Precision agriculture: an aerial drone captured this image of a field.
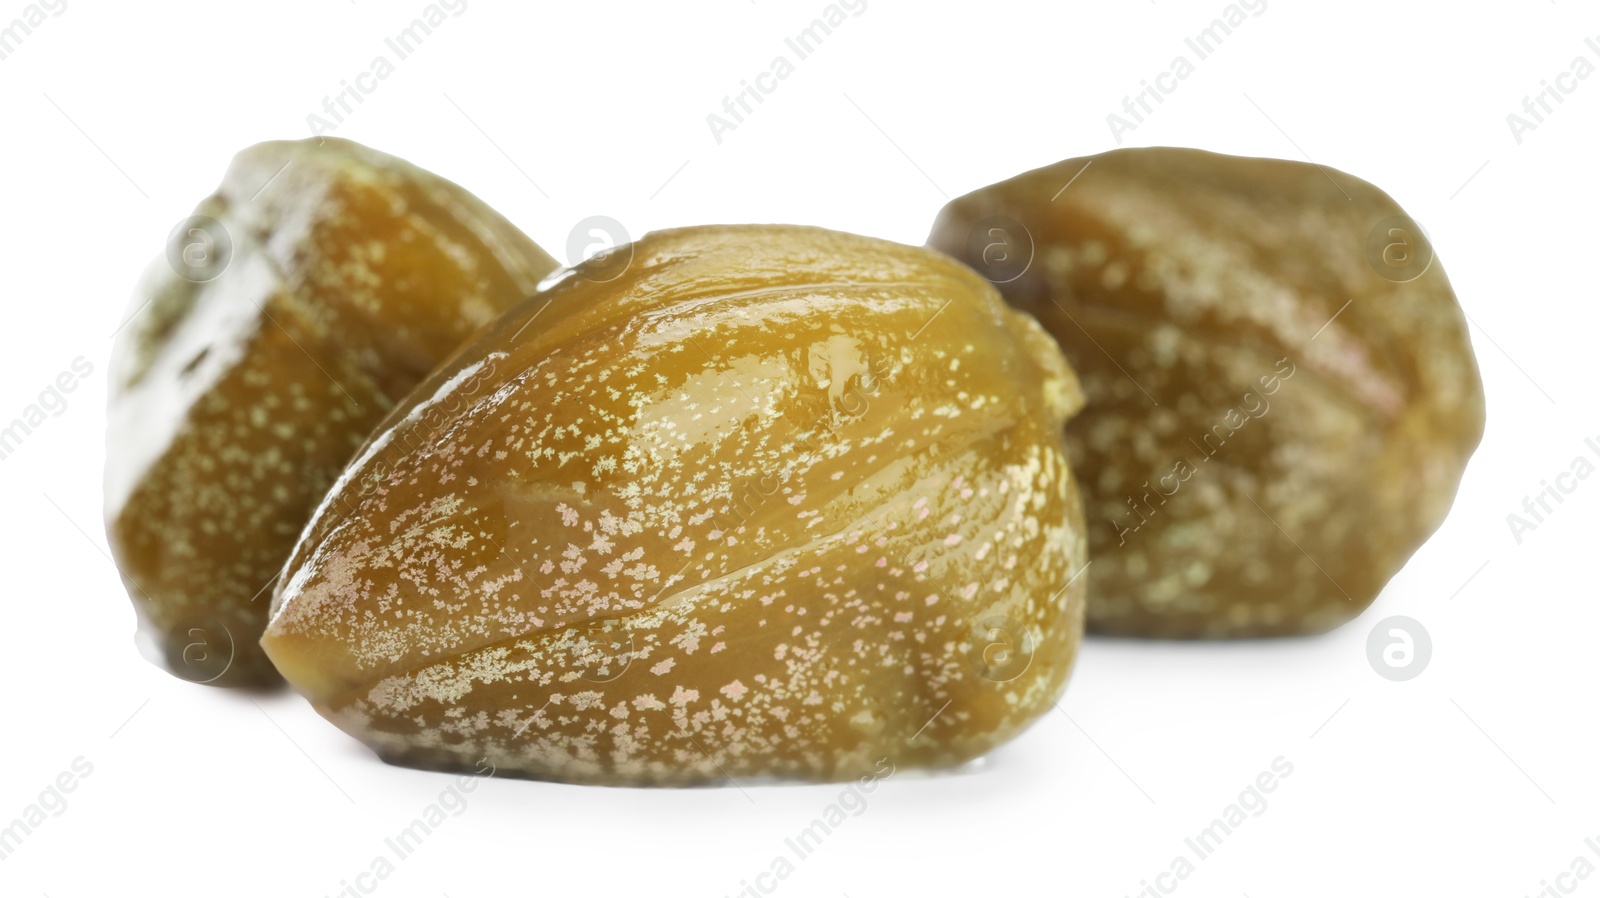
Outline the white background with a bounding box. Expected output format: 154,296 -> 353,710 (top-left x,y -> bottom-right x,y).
1,1 -> 1596,896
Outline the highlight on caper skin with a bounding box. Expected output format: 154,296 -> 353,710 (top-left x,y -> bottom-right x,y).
263,224 -> 1091,785
929,146 -> 1484,639
106,138 -> 559,686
